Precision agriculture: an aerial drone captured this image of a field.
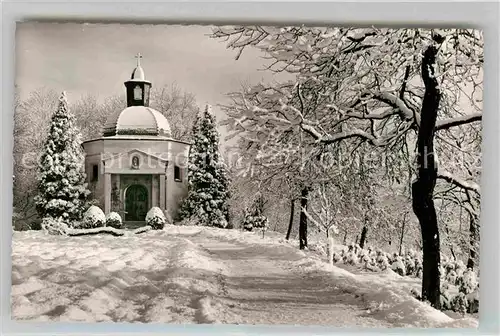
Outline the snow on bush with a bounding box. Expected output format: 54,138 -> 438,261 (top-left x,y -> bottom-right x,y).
330,242 -> 479,315
81,205 -> 105,229
438,256 -> 479,314
375,250 -> 390,271
41,217 -> 69,235
451,292 -> 469,316
466,287 -> 479,314
146,207 -> 166,230
105,212 -> 122,229
391,255 -> 406,276
458,269 -> 478,295
333,245 -> 422,278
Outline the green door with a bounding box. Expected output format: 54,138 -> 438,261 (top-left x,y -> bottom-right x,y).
125,184 -> 148,221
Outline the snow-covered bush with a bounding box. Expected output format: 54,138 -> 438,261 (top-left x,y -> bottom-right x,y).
458,269 -> 478,295
440,289 -> 452,310
41,217 -> 68,235
375,250 -> 390,271
332,251 -> 342,263
466,287 -> 479,314
343,243 -> 360,265
146,207 -> 166,230
402,249 -> 421,277
391,255 -> 406,276
439,263 -> 479,314
329,242 -> 478,314
411,288 -> 421,301
105,212 -> 122,229
415,258 -> 423,278
41,217 -> 69,235
451,292 -> 469,315
80,205 -> 106,229
308,242 -> 327,256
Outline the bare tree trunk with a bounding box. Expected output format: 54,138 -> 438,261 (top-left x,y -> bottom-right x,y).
467,214 -> 478,270
299,187 -> 310,250
359,226 -> 368,249
285,199 -> 295,240
399,212 -> 408,255
411,34 -> 444,309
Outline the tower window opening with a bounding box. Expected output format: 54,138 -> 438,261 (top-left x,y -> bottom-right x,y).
174,166 -> 182,182
92,164 -> 99,182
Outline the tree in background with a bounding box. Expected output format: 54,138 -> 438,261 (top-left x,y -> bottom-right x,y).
35,92 -> 91,223
150,83 -> 200,141
13,87 -> 59,229
178,105 -> 231,228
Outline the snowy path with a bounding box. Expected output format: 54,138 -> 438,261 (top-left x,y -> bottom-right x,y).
181,233 -> 391,326
11,226 -> 477,327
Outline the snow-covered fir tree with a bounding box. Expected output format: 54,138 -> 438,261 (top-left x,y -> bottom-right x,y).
178,105 -> 230,228
243,193 -> 268,232
35,91 -> 90,224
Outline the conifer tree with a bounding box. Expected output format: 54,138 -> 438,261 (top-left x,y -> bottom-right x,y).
35,92 -> 90,224
179,105 -> 230,228
242,193 -> 268,232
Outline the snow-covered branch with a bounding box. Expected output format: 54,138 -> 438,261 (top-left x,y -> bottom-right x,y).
435,113 -> 482,131
372,92 -> 419,124
437,171 -> 480,195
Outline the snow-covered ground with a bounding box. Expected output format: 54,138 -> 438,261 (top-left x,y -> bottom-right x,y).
11,225 -> 478,327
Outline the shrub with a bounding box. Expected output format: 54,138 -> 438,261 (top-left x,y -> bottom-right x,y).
41,217 -> 69,235
414,258 -> 423,278
376,250 -> 390,271
146,207 -> 166,230
439,264 -> 479,314
466,287 -> 479,314
332,251 -> 342,263
105,212 -> 123,229
451,292 -> 468,315
391,255 -> 406,276
81,205 -> 106,229
458,269 -> 478,295
411,288 -> 422,301
344,245 -> 359,265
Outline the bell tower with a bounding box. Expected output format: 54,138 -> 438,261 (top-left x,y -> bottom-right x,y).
124,53 -> 152,107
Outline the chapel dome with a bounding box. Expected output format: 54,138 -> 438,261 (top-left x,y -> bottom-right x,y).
102,105 -> 172,137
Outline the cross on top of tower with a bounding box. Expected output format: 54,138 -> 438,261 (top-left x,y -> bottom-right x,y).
135,52 -> 143,67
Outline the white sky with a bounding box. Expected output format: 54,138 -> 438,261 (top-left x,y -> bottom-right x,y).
15,22 -> 284,121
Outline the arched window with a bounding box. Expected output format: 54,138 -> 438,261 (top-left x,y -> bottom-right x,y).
174,166 -> 182,182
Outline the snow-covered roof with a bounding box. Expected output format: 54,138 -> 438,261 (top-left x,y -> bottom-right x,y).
131,65 -> 145,81
102,106 -> 172,137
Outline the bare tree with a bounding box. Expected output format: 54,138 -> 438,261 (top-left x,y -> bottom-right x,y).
13,88 -> 59,228
150,82 -> 199,141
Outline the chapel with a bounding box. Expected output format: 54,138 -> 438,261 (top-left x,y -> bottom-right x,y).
82,54 -> 190,226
